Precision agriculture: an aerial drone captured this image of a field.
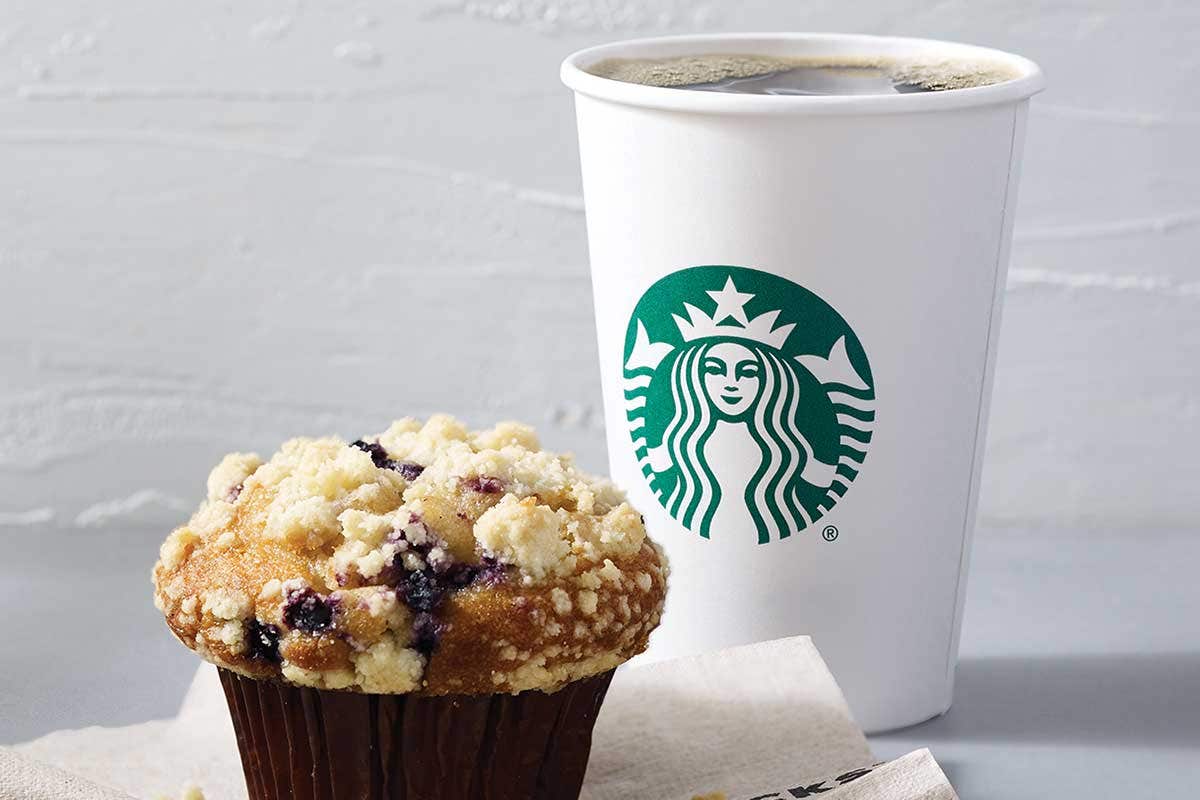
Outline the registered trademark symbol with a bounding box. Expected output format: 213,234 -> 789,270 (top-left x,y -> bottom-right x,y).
822,525 -> 839,542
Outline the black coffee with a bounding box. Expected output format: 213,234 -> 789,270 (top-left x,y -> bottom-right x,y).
682,64 -> 930,95
586,53 -> 1015,95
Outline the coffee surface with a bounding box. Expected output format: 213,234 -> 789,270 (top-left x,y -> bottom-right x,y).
586,53 -> 1017,95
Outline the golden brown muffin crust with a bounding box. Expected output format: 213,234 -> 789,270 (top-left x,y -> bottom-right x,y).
152,416 -> 668,695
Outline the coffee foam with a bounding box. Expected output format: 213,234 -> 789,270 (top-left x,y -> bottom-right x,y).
586,53 -> 1020,92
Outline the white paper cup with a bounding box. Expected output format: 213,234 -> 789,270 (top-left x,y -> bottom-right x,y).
562,33 -> 1044,732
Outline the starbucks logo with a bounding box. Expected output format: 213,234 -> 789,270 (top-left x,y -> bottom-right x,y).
623,265 -> 875,544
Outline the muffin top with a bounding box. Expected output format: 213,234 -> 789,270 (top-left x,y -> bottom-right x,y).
152,416 -> 668,695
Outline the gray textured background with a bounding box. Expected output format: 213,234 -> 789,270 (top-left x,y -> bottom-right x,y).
2,0 -> 1198,797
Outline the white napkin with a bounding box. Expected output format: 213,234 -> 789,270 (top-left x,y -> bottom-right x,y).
3,637 -> 955,800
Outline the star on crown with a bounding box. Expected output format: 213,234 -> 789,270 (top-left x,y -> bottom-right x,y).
672,276 -> 795,349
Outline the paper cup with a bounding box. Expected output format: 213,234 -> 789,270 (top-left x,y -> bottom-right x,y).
562,33 -> 1044,732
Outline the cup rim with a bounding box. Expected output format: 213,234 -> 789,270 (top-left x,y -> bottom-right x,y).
561,32 -> 1045,115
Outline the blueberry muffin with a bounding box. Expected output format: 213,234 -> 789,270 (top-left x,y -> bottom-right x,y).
152,415 -> 668,800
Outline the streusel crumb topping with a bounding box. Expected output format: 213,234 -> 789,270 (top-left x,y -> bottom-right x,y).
152,415 -> 668,695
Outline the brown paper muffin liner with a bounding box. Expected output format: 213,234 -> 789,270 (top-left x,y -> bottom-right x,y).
218,668 -> 615,800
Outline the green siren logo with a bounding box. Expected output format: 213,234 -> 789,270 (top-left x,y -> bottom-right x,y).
623,265 -> 875,544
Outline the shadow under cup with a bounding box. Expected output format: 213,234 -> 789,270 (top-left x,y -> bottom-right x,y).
218,668 -> 614,800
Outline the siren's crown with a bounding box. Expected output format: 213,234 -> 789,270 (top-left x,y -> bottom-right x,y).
672,276 -> 795,349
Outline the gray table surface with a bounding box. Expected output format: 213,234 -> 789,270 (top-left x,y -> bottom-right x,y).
3,524 -> 1197,798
